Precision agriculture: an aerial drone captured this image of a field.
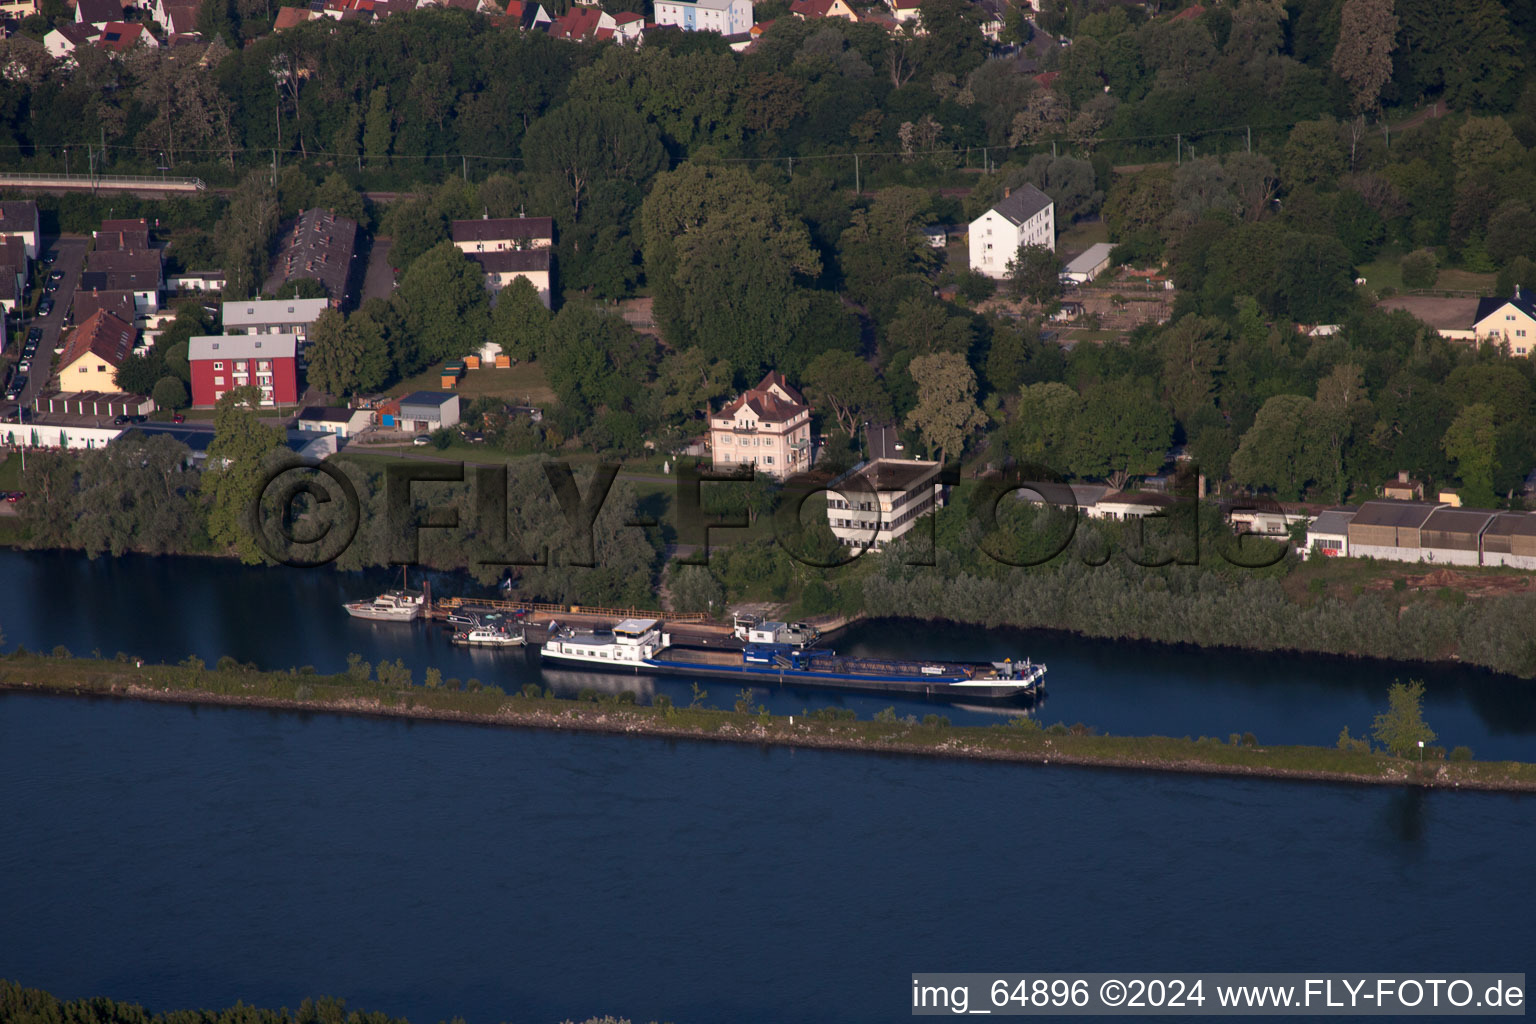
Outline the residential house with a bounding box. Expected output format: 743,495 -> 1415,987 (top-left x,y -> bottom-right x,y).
503,0 -> 553,30
297,405 -> 372,438
548,6 -> 617,40
75,0 -> 125,27
44,22 -> 100,59
0,0 -> 40,19
166,270 -> 227,293
152,0 -> 201,33
96,21 -> 157,51
1014,480 -> 1112,514
976,0 -> 1004,40
83,249 -> 162,313
277,208 -> 358,305
710,371 -> 812,479
887,0 -> 920,24
71,289 -> 138,327
789,0 -> 857,20
222,298 -> 330,341
397,391 -> 461,432
611,11 -> 643,41
654,0 -> 752,36
1060,241 -> 1114,284
1086,490 -> 1183,520
968,183 -> 1055,279
0,200 -> 40,260
189,334 -> 300,407
1,423 -> 125,450
470,249 -> 552,307
57,310 -> 138,394
1382,470 -> 1425,501
1304,508 -> 1355,559
95,218 -> 151,251
274,5 -> 321,27
451,216 -> 554,254
0,236 -> 28,300
1473,286 -> 1536,356
0,276 -> 17,315
825,458 -> 943,550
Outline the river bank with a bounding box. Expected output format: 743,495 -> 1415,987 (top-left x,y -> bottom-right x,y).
5,654 -> 1534,793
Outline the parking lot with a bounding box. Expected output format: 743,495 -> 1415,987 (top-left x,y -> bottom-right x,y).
5,236 -> 90,413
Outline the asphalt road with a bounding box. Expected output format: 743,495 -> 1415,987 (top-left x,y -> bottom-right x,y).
10,236 -> 89,414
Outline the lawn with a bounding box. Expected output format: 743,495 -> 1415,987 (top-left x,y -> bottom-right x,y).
388,362 -> 555,407
1358,251 -> 1497,295
0,454 -> 21,490
1058,219 -> 1110,254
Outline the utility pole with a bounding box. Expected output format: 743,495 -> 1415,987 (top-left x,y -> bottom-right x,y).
853,152 -> 860,195
1175,133 -> 1181,164
1246,125 -> 1251,153
462,155 -> 467,181
272,149 -> 277,186
1052,140 -> 1057,159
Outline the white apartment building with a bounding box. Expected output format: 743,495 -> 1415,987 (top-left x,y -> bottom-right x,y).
968,183 -> 1055,279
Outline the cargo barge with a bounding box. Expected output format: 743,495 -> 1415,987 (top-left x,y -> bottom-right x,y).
540,619 -> 1045,701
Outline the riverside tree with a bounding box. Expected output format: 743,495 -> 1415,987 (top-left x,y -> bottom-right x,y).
202,385 -> 288,564
1370,680 -> 1437,757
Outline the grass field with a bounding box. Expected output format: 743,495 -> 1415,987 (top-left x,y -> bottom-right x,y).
1359,252 -> 1498,295
388,363 -> 555,406
0,455 -> 21,490
1058,219 -> 1110,254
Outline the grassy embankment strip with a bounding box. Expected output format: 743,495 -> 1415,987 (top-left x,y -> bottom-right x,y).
4,654 -> 1535,793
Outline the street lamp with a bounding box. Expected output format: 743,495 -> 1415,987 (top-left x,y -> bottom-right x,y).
158,152 -> 168,181
1418,739 -> 1425,763
63,148 -> 69,177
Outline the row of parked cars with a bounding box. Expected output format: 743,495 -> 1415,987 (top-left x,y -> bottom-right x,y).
3,327 -> 41,401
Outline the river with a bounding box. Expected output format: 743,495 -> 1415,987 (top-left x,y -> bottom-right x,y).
2,693 -> 1534,1023
1,549 -> 1534,758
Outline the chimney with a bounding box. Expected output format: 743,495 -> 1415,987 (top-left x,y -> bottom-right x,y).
1003,187 -> 1011,199
1398,470 -> 1410,483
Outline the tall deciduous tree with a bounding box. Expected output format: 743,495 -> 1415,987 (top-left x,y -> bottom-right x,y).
488,277 -> 551,363
1157,315 -> 1226,422
202,385 -> 287,564
1442,403 -> 1498,506
1006,243 -> 1063,304
905,352 -> 987,464
1371,680 -> 1436,757
392,242 -> 490,374
363,86 -> 392,166
1230,394 -> 1328,500
803,350 -> 889,438
1331,0 -> 1397,115
214,171 -> 279,300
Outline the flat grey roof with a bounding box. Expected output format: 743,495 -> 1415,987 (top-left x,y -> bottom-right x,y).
1308,509 -> 1356,535
840,458 -> 939,494
223,298 -> 329,328
399,390 -> 457,409
1349,500 -> 1442,530
189,334 -> 298,360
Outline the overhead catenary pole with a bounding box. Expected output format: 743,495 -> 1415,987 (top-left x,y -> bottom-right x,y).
1246,125 -> 1251,153
853,152 -> 860,194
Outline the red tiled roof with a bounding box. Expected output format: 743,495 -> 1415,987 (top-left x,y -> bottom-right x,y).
717,371 -> 808,424
548,5 -> 604,39
95,21 -> 146,51
59,310 -> 137,374
274,5 -> 318,26
1168,3 -> 1204,21
1032,70 -> 1059,88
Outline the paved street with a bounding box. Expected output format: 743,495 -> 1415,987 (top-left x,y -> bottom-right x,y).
360,237 -> 394,303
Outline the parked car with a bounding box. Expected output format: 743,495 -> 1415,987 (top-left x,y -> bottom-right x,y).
48,269 -> 63,282
43,280 -> 58,294
18,358 -> 30,373
42,252 -> 56,265
7,375 -> 27,399
5,491 -> 24,503
171,413 -> 185,423
412,434 -> 432,446
25,327 -> 41,345
37,298 -> 53,317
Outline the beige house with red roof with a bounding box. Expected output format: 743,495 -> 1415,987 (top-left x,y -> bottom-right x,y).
790,0 -> 857,19
710,371 -> 812,479
57,311 -> 138,394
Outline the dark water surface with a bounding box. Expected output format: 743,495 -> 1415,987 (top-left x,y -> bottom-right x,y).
1,548 -> 1534,758
2,693 -> 1534,1024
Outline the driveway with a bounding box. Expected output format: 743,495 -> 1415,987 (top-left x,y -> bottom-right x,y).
361,237 -> 395,304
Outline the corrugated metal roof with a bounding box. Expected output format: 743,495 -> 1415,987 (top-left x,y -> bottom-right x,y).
1348,500 -> 1442,529
1308,509 -> 1356,535
1421,508 -> 1497,536
1483,513 -> 1536,538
